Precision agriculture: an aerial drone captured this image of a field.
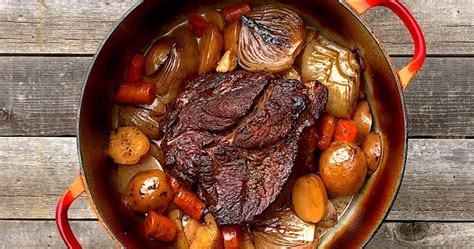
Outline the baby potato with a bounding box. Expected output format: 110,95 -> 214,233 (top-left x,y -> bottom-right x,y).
224,21 -> 241,53
182,214 -> 200,244
124,170 -> 172,213
189,214 -> 224,249
319,141 -> 367,196
198,22 -> 224,74
107,126 -> 150,165
216,50 -> 237,73
292,174 -> 328,223
168,209 -> 190,249
352,100 -> 372,143
362,132 -> 382,174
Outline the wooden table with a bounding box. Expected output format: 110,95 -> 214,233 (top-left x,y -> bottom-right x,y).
0,0 -> 472,248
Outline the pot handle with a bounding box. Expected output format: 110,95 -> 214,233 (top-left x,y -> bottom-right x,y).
55,173 -> 86,249
343,0 -> 426,90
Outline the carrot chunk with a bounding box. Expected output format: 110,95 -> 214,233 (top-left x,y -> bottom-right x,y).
333,119 -> 359,144
316,114 -> 336,150
114,83 -> 156,104
144,211 -> 177,242
173,188 -> 206,220
127,54 -> 145,83
222,2 -> 252,23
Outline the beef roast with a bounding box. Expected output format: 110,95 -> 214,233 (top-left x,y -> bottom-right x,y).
162,70 -> 327,225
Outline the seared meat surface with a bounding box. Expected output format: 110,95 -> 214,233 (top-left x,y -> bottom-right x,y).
162,71 -> 327,225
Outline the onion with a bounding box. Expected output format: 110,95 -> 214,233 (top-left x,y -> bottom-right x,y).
119,105 -> 161,139
252,210 -> 318,248
301,35 -> 360,118
238,5 -> 306,72
146,26 -> 199,103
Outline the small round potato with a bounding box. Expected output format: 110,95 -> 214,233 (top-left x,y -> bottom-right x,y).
362,132 -> 382,174
125,170 -> 172,213
318,141 -> 367,196
352,100 -> 372,143
107,126 -> 150,165
292,174 -> 328,223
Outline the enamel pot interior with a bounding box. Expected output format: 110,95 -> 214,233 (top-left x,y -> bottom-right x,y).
78,0 -> 406,247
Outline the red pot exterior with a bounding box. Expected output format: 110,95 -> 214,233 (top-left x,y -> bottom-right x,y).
74,0 -> 416,248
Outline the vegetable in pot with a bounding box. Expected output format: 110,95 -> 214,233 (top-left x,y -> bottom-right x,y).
127,54 -> 145,82
114,83 -> 156,105
252,210 -> 318,248
301,35 -> 360,118
238,5 -> 306,72
224,20 -> 241,53
173,187 -> 206,220
144,38 -> 175,76
362,132 -> 382,175
333,119 -> 359,144
319,141 -> 367,196
125,169 -> 173,213
107,126 -> 150,165
221,225 -> 243,249
198,22 -> 224,74
316,114 -> 336,150
182,214 -> 200,244
204,9 -> 226,31
189,214 -> 224,249
119,105 -> 161,139
189,14 -> 209,37
222,2 -> 252,23
145,210 -> 177,242
148,27 -> 199,102
242,231 -> 255,249
292,174 -> 328,223
216,50 -> 237,73
352,100 -> 372,143
168,209 -> 190,249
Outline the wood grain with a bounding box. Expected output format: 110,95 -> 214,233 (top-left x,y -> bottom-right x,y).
0,0 -> 472,55
0,137 -> 472,221
0,220 -> 472,248
0,56 -> 472,137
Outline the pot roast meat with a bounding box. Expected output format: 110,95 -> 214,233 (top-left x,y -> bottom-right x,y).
162,71 -> 327,225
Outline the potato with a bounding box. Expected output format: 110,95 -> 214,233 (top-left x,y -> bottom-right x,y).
169,209 -> 190,249
242,231 -> 255,249
292,174 -> 328,223
198,22 -> 223,74
189,214 -> 224,249
216,50 -> 237,73
107,126 -> 150,165
144,37 -> 175,76
182,214 -> 200,244
352,100 -> 372,143
224,21 -> 241,53
319,141 -> 367,196
362,132 -> 382,174
124,170 -> 172,213
221,225 -> 243,249
204,9 -> 226,31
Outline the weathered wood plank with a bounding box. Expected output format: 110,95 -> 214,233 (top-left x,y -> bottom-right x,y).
0,220 -> 472,248
0,0 -> 472,55
1,56 -> 472,137
0,138 -> 472,221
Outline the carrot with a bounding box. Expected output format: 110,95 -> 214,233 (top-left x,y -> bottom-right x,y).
167,175 -> 182,194
188,14 -> 209,37
317,114 -> 336,150
222,2 -> 252,23
333,119 -> 359,144
127,54 -> 145,83
222,225 -> 243,249
173,187 -> 206,220
114,83 -> 156,104
144,211 -> 177,242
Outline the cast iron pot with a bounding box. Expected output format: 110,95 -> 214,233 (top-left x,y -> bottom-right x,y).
56,0 -> 426,248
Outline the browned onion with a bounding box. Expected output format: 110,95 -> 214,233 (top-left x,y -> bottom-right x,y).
252,210 -> 318,248
238,5 -> 306,72
119,105 -> 161,139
